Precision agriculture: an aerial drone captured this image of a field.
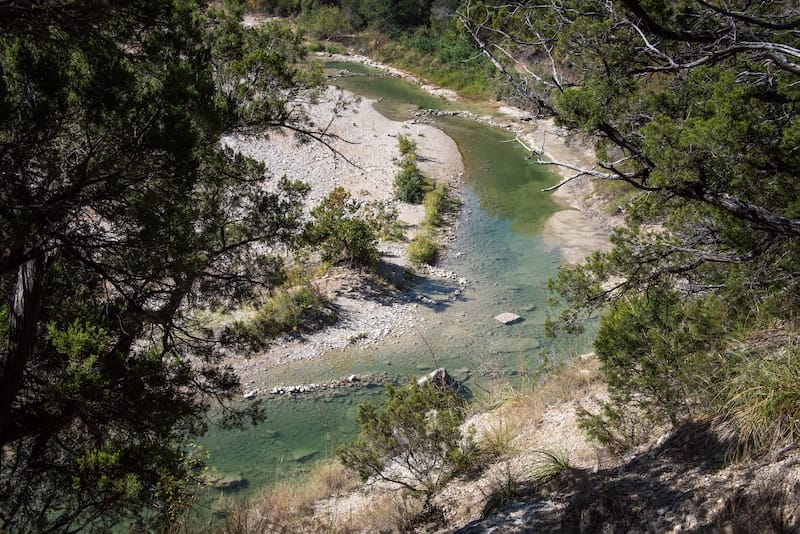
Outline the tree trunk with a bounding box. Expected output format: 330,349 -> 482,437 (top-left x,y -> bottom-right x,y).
0,254 -> 48,448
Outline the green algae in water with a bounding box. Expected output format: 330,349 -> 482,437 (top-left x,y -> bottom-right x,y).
438,116 -> 559,234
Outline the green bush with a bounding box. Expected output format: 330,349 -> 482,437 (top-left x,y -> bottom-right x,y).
408,233 -> 437,265
299,5 -> 350,40
591,287 -> 727,425
303,187 -> 378,267
363,200 -> 404,241
423,182 -> 451,227
338,380 -> 476,501
221,286 -> 337,350
576,282 -> 800,458
397,133 -> 417,157
576,402 -> 654,455
394,159 -> 427,204
393,134 -> 431,204
220,318 -> 268,352
254,286 -> 334,337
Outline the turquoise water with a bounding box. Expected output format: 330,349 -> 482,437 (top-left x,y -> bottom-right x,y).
199,64 -> 590,507
326,61 -> 495,120
199,387 -> 384,501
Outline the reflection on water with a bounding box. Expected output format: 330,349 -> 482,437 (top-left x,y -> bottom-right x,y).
199,63 -> 591,504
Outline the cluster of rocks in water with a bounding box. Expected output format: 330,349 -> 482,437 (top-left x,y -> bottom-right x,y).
333,69 -> 400,79
413,266 -> 469,306
413,108 -> 535,128
414,109 -> 477,120
243,372 -> 395,399
243,368 -> 461,400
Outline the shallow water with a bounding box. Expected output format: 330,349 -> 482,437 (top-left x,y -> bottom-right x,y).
199,64 -> 590,505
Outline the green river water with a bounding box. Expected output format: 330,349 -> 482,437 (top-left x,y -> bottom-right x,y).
198,62 -> 592,508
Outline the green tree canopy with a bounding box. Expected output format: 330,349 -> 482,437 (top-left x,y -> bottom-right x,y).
461,2 -> 800,429
250,0 -> 440,33
0,0 -> 323,529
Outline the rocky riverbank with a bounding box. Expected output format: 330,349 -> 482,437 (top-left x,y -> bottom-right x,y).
326,52 -> 619,264
212,50 -> 800,534
243,372 -> 396,399
219,52 -> 617,387
220,80 -> 466,385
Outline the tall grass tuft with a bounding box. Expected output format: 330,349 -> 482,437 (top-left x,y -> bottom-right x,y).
531,448 -> 572,481
423,182 -> 453,228
480,419 -> 519,459
718,349 -> 800,456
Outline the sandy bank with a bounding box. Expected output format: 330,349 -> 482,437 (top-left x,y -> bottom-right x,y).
323,52 -> 617,265
489,108 -> 617,265
221,86 -> 464,383
221,54 -> 619,386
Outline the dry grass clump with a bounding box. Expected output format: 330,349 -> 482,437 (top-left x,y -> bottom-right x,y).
468,355 -> 602,467
311,461 -> 359,497
477,355 -> 602,426
479,415 -> 521,459
717,347 -> 800,458
220,460 -> 359,534
345,492 -> 425,534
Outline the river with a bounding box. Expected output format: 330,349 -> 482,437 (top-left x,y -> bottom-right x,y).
199,61 -> 592,507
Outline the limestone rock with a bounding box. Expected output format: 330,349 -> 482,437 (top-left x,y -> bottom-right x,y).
417,367 -> 455,388
292,448 -> 319,463
213,475 -> 249,493
494,312 -> 522,325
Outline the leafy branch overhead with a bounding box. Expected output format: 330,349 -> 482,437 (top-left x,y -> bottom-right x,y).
461,0 -> 800,310
0,0 -> 327,530
462,1 -> 800,447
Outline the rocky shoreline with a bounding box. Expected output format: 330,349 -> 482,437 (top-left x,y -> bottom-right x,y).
242,372 -> 396,399
221,77 -> 465,385
222,52 -> 614,388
